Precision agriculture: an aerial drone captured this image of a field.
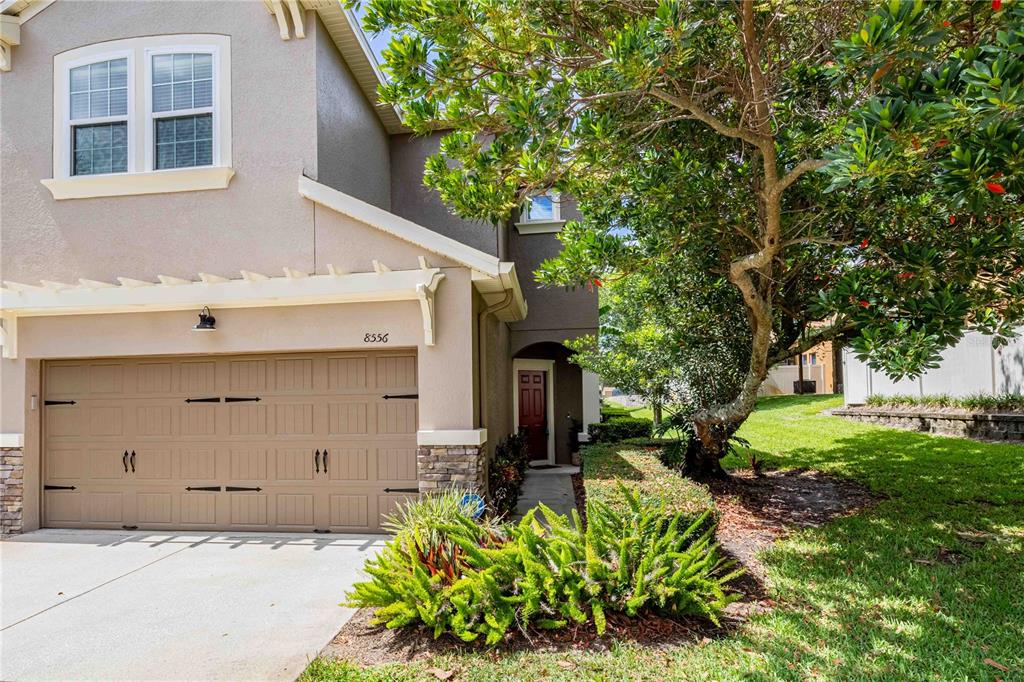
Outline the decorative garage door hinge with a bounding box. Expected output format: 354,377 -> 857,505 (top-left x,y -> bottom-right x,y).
44,484 -> 76,490
44,400 -> 76,406
384,487 -> 420,493
225,397 -> 261,402
382,394 -> 418,400
185,486 -> 222,492
225,486 -> 262,492
184,397 -> 221,403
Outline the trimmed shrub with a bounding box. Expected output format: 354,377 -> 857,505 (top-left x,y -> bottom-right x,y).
864,392 -> 1024,412
487,432 -> 530,518
583,442 -> 714,521
600,403 -> 633,421
588,416 -> 653,442
345,488 -> 739,645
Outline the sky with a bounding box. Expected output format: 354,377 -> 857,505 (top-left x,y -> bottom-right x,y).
351,5 -> 392,68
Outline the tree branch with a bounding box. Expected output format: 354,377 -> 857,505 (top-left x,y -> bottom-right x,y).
769,159 -> 829,199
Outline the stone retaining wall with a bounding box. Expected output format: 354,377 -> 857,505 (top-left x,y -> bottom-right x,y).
833,408 -> 1024,442
416,443 -> 487,494
1,447 -> 24,536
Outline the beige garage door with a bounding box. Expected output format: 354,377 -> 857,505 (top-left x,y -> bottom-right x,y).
42,351 -> 419,533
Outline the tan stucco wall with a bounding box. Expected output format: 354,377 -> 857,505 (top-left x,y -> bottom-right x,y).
0,1 -> 319,284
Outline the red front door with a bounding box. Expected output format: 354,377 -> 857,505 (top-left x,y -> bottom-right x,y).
518,370 -> 548,461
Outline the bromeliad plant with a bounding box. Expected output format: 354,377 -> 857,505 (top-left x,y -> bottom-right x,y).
346,487 -> 739,645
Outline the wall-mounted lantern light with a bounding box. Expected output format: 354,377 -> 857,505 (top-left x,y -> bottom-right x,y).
193,306 -> 216,332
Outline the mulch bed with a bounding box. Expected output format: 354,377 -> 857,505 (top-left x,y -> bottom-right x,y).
321,466 -> 879,667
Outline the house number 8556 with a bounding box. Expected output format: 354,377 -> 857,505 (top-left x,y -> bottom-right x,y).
364,333 -> 389,343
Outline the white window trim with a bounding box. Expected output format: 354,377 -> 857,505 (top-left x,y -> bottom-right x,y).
144,44 -> 221,172
59,48 -> 135,178
512,358 -> 556,465
46,35 -> 232,200
515,192 -> 566,234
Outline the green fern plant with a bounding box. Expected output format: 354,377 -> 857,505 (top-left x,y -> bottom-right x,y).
345,484 -> 741,643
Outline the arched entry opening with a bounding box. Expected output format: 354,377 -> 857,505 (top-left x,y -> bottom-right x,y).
512,341 -> 582,465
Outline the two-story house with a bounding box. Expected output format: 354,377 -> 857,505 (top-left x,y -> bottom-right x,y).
0,0 -> 598,535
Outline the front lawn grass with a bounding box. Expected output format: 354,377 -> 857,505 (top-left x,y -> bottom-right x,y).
303,395 -> 1024,681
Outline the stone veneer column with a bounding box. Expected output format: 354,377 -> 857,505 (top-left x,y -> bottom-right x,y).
416,443 -> 487,494
1,447 -> 24,536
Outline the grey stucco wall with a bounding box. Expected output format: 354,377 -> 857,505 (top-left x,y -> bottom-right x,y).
508,228 -> 598,354
389,132 -> 498,255
314,16 -> 390,210
0,1 -> 319,284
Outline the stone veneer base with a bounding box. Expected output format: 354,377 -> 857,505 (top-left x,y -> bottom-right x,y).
416,443 -> 487,494
833,408 -> 1024,442
1,447 -> 24,536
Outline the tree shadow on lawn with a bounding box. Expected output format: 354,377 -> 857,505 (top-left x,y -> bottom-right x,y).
716,427 -> 1024,679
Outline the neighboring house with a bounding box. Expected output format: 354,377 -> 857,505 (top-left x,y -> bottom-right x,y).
760,341 -> 841,396
0,0 -> 598,536
843,331 -> 1024,405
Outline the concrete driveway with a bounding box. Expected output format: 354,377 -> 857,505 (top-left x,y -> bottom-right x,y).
0,529 -> 386,681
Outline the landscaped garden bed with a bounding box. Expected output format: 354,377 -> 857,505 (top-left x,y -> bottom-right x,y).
306,396 -> 1023,681
834,393 -> 1024,442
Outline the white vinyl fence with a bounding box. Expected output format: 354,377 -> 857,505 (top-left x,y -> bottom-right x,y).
843,330 -> 1024,405
760,363 -> 826,396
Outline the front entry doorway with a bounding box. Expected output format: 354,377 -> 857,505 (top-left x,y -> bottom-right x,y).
518,369 -> 547,461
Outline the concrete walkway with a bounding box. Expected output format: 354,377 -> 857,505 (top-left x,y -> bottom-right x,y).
514,465 -> 579,521
0,529 -> 385,681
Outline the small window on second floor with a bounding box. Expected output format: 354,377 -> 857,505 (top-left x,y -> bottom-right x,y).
69,57 -> 129,176
151,53 -> 215,170
523,193 -> 558,222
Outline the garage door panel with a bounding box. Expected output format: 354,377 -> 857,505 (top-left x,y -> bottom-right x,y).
180,492 -> 219,525
328,403 -> 368,436
136,405 -> 174,437
229,359 -> 268,392
45,350 -> 418,533
274,403 -> 315,436
136,492 -> 173,524
230,493 -> 269,526
275,493 -> 315,527
88,364 -> 124,394
88,448 -> 129,480
46,406 -> 83,438
378,494 -> 415,527
134,447 -> 173,480
85,492 -> 125,524
229,403 -> 267,436
179,447 -> 218,480
327,448 -> 369,481
180,404 -> 219,437
45,490 -> 82,523
47,364 -> 87,395
137,362 -> 173,393
274,358 -> 314,392
378,402 -> 417,435
179,361 -> 217,394
329,494 -> 369,529
47,447 -> 84,480
230,447 -> 268,480
328,356 -> 368,392
375,355 -> 416,390
274,448 -> 315,481
377,448 -> 417,482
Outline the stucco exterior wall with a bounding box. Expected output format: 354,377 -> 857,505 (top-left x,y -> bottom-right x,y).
507,229 -> 598,355
389,133 -> 498,255
0,1 -> 319,284
314,15 -> 390,210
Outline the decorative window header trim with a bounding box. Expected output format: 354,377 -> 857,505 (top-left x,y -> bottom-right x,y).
50,34 -> 231,195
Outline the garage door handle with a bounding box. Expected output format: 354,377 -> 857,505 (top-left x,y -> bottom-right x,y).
123,450 -> 129,473
322,449 -> 328,474
130,450 -> 136,473
314,449 -> 320,473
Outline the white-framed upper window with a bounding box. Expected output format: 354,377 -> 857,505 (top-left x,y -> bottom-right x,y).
522,193 -> 560,223
51,35 -> 231,185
